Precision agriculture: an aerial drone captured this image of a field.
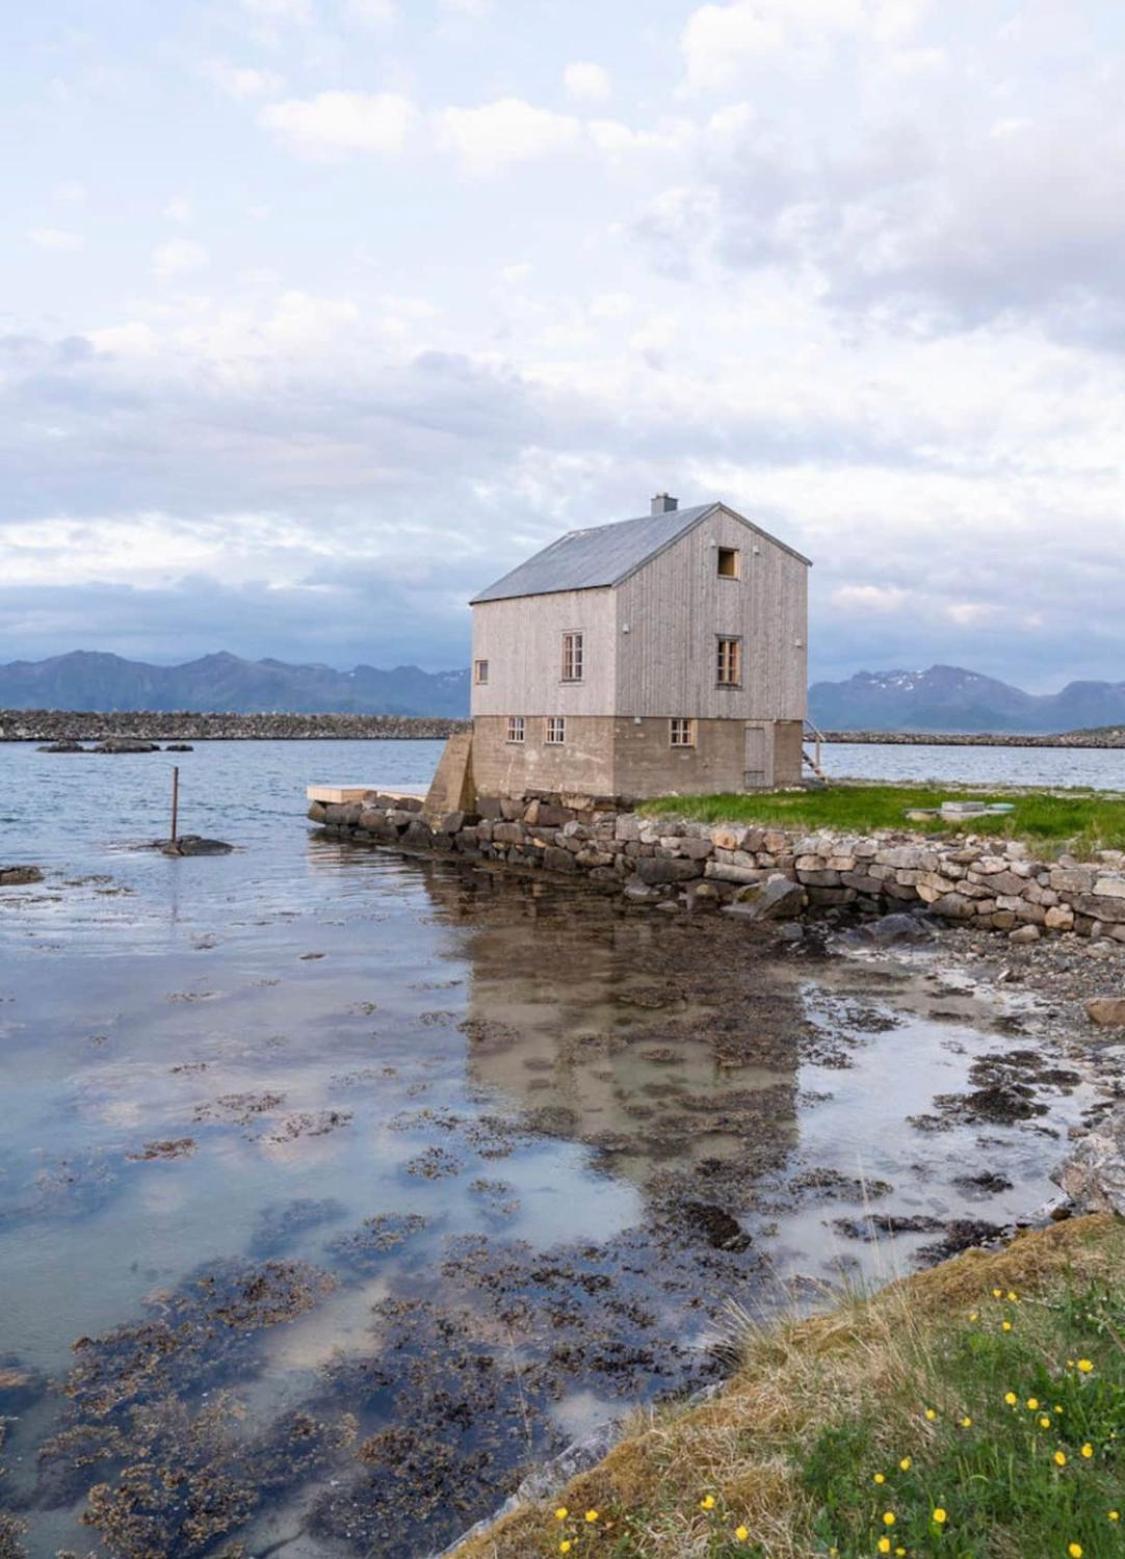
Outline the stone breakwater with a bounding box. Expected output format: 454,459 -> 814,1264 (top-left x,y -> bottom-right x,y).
0,710 -> 467,742
824,728 -> 1125,748
310,793 -> 1125,943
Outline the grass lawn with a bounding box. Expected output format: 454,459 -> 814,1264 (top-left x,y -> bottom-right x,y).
639,786 -> 1125,858
450,1217 -> 1125,1559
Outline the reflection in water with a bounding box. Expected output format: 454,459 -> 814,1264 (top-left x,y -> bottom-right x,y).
0,779 -> 1096,1559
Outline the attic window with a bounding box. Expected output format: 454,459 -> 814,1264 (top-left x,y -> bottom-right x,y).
474,659 -> 489,685
717,547 -> 740,579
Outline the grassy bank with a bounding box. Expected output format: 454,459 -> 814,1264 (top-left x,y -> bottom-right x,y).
640,786 -> 1125,858
450,1216 -> 1125,1559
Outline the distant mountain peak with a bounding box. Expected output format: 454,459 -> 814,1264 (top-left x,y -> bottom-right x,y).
811,664 -> 1125,734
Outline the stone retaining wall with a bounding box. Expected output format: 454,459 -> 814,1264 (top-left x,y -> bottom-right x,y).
309,793 -> 1125,942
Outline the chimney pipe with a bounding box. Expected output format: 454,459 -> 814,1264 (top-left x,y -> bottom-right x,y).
651,493 -> 678,515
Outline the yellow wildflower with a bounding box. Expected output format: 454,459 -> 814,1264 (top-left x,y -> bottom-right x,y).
1108,1510 -> 1120,1521
1081,1443 -> 1094,1459
873,1472 -> 886,1485
1004,1392 -> 1018,1406
584,1510 -> 599,1523
734,1527 -> 749,1543
1027,1398 -> 1039,1411
899,1456 -> 912,1471
878,1541 -> 890,1555
960,1416 -> 973,1428
554,1508 -> 568,1521
560,1545 -> 571,1556
969,1310 -> 979,1321
699,1495 -> 716,1511
1068,1545 -> 1083,1558
1040,1416 -> 1052,1429
883,1511 -> 896,1526
1077,1358 -> 1094,1373
1007,1289 -> 1018,1301
925,1408 -> 937,1421
1002,1320 -> 1013,1332
933,1508 -> 948,1525
992,1287 -> 1003,1298
1054,1450 -> 1068,1467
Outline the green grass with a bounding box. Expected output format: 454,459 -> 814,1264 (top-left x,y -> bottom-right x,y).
639,785 -> 1125,858
800,1278 -> 1125,1559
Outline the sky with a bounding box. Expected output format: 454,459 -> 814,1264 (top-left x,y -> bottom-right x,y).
3,0 -> 1124,688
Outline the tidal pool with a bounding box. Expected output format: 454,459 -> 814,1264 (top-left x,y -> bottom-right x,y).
0,744 -> 1096,1557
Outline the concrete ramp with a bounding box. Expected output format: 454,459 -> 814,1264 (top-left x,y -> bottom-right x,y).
424,730 -> 475,820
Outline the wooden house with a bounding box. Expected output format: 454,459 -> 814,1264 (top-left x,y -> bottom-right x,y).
466,495 -> 811,801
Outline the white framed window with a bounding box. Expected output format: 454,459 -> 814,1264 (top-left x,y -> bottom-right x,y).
506,715 -> 525,744
670,718 -> 696,748
546,716 -> 566,745
716,636 -> 742,687
717,547 -> 741,579
474,659 -> 489,685
561,631 -> 584,682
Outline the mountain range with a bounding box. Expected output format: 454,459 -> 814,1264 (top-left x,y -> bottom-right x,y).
808,664 -> 1125,734
0,652 -> 470,718
1,654 -> 1123,733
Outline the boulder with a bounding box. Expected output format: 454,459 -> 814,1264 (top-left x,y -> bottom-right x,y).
1052,1105 -> 1125,1215
92,740 -> 160,754
1085,996 -> 1125,1028
164,743 -> 195,752
854,912 -> 934,946
0,865 -> 43,886
723,878 -> 806,922
38,740 -> 85,753
161,835 -> 233,856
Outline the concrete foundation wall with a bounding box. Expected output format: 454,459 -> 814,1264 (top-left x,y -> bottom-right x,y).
471,715 -> 617,798
613,717 -> 745,797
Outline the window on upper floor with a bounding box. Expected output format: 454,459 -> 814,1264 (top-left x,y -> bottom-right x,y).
716,636 -> 742,687
506,715 -> 525,743
669,718 -> 696,748
561,631 -> 584,682
717,546 -> 741,579
546,716 -> 566,745
474,659 -> 489,685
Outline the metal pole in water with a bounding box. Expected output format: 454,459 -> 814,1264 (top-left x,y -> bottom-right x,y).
171,766 -> 180,846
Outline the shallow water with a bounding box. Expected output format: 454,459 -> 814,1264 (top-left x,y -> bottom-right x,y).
824,740 -> 1124,790
0,741 -> 1099,1557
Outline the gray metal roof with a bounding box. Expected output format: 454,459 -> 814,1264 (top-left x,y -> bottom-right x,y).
471,502 -> 810,604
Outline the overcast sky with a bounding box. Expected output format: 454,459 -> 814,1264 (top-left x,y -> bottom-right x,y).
3,0 -> 1124,687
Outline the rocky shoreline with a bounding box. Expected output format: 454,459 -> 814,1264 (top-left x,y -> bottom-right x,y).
311,792 -> 1125,944
0,710 -> 466,742
824,727 -> 1125,748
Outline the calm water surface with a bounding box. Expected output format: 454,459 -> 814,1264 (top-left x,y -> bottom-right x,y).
0,741 -> 1100,1557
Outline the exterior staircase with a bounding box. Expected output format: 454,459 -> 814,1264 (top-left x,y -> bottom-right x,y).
802,720 -> 829,783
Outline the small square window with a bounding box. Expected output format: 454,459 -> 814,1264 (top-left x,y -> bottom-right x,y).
716,636 -> 742,687
561,631 -> 584,682
546,716 -> 566,745
474,659 -> 489,685
670,718 -> 696,748
506,716 -> 525,744
717,547 -> 740,579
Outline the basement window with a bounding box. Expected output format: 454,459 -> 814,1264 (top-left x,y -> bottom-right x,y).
474,659 -> 489,685
561,631 -> 584,682
546,716 -> 566,745
716,636 -> 742,687
717,547 -> 741,579
506,716 -> 525,744
670,718 -> 696,748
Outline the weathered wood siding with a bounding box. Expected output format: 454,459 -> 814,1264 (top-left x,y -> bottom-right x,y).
613,507 -> 808,720
470,588 -> 617,718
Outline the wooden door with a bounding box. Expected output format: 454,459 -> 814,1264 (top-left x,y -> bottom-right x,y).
743,723 -> 770,790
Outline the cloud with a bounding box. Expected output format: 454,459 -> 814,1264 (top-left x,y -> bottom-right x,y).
206,60 -> 285,99
151,239 -> 210,277
563,62 -> 612,102
259,90 -> 416,157
163,197 -> 193,223
27,227 -> 84,251
681,0 -> 926,89
241,0 -> 312,22
346,0 -> 396,22
437,98 -> 582,175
